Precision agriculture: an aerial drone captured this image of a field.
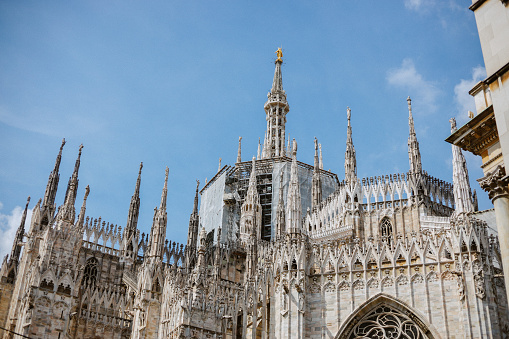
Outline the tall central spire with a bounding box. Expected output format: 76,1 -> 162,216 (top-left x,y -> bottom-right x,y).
407,97 -> 422,173
263,48 -> 290,159
345,107 -> 357,184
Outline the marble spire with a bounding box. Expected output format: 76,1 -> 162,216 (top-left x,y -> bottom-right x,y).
123,163 -> 143,251
312,137 -> 322,209
286,139 -> 302,232
345,107 -> 357,184
450,118 -> 475,215
237,137 -> 242,163
148,167 -> 169,258
59,144 -> 83,223
42,139 -> 66,213
407,97 -> 422,173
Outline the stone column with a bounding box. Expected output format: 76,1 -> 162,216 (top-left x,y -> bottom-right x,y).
478,164 -> 509,304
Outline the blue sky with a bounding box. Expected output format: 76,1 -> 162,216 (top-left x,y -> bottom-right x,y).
0,0 -> 488,258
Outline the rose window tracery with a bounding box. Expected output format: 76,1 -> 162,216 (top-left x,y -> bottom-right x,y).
348,305 -> 428,339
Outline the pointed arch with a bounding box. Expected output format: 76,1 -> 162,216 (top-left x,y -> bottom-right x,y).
335,293 -> 440,339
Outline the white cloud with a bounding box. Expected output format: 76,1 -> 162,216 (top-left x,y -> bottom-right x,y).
453,66 -> 486,124
404,0 -> 424,10
387,59 -> 439,114
0,203 -> 33,261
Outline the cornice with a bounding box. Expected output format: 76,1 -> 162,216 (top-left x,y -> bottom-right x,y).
469,0 -> 488,11
445,105 -> 498,155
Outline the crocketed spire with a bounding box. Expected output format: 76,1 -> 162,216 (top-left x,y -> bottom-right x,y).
450,118 -> 475,215
311,137 -> 322,209
148,167 -> 169,259
123,162 -> 143,253
345,107 -> 357,185
239,157 -> 262,241
276,170 -> 286,238
286,139 -> 302,232
9,196 -> 30,263
407,97 -> 422,174
42,139 -> 65,213
58,144 -> 83,223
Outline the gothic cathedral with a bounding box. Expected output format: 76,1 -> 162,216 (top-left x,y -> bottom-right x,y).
0,50 -> 507,338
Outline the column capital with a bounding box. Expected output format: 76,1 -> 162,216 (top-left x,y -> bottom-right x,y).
477,164 -> 509,201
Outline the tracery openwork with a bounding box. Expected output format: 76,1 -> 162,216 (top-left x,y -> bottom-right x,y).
82,257 -> 98,288
348,305 -> 428,339
380,217 -> 393,239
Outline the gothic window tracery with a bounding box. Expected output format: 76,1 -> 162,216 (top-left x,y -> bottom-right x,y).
380,217 -> 393,239
347,305 -> 428,339
82,257 -> 99,288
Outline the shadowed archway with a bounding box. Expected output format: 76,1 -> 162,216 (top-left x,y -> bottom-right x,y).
335,293 -> 441,339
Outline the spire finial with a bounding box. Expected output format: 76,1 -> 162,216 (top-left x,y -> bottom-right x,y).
449,117 -> 457,133
218,158 -> 222,172
77,185 -> 90,228
193,179 -> 200,213
276,47 -> 283,62
292,139 -> 297,158
257,137 -> 261,160
237,137 -> 242,163
160,167 -> 169,210
135,162 -> 143,194
314,137 -> 319,170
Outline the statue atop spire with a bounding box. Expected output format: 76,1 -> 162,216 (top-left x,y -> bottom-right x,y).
275,47 -> 283,62
450,117 -> 475,215
345,107 -> 357,185
263,49 -> 290,159
407,97 -> 422,174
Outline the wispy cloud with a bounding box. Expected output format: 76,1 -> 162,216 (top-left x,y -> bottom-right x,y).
453,66 -> 486,124
404,0 -> 425,10
387,58 -> 440,114
0,203 -> 32,261
0,106 -> 105,137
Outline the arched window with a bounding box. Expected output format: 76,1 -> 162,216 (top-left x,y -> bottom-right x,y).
82,257 -> 99,288
380,217 -> 393,239
347,305 -> 428,339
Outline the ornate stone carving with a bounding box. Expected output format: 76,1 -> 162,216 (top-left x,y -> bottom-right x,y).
478,165 -> 509,201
